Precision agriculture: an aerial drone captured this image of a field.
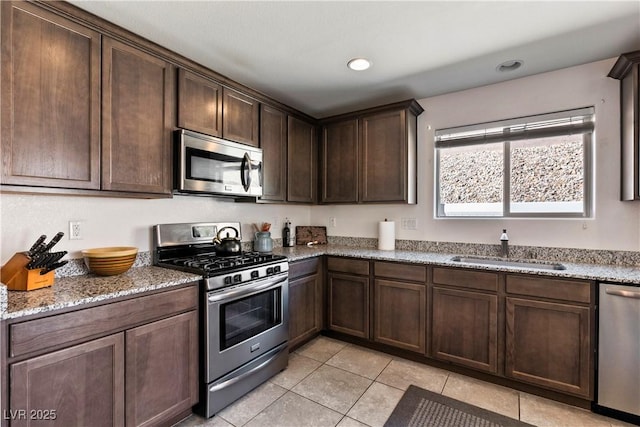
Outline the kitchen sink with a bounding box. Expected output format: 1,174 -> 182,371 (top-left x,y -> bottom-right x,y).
450,255 -> 566,270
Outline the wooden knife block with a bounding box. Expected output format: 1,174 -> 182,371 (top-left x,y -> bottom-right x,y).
0,252 -> 55,291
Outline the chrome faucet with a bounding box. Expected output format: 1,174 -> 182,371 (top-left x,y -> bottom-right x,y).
500,229 -> 509,258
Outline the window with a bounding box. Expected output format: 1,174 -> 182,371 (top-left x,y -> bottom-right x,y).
435,107 -> 593,218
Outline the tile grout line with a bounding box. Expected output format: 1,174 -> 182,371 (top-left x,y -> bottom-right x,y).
294,341 -> 393,425
439,372 -> 451,395
245,350 -> 329,426
338,355 -> 395,425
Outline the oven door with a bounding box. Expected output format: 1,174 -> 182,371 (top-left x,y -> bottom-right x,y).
177,129 -> 263,197
206,273 -> 288,383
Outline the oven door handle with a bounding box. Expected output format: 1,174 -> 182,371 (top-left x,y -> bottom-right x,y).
208,274 -> 287,303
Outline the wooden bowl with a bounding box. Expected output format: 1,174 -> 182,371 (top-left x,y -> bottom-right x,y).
82,247 -> 138,276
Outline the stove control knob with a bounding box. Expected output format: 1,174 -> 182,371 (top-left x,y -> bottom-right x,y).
233,274 -> 242,283
266,267 -> 274,275
224,276 -> 232,285
251,270 -> 259,279
274,265 -> 281,273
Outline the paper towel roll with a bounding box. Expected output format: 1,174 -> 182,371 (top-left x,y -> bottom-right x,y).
378,220 -> 396,251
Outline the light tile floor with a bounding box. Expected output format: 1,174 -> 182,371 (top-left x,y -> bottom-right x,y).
175,336 -> 632,427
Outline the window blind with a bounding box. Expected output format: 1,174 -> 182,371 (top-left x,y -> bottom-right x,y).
435,106 -> 594,148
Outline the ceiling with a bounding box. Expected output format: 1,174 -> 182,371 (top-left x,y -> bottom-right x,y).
69,1 -> 640,118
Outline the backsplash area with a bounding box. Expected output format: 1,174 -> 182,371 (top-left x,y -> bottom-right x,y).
328,237 -> 640,267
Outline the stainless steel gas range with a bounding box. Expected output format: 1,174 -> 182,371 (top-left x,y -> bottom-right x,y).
153,222 -> 289,418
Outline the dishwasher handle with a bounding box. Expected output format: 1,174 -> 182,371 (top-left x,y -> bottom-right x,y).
605,288 -> 640,299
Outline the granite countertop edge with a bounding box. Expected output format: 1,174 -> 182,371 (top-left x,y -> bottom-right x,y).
4,245 -> 639,321
275,245 -> 640,284
3,266 -> 201,320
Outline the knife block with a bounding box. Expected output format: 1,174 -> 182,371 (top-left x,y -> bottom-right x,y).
0,252 -> 55,291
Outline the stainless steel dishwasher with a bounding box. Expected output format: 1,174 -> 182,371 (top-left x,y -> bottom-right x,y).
595,282 -> 640,424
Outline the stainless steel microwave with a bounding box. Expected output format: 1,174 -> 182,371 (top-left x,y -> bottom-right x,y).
175,129 -> 263,198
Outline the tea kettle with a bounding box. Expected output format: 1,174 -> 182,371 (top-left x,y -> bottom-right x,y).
213,226 -> 242,256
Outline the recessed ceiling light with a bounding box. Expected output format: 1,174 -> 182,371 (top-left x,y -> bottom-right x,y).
347,58 -> 371,71
496,59 -> 523,73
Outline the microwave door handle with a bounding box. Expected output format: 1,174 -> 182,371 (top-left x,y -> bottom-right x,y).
241,152 -> 252,192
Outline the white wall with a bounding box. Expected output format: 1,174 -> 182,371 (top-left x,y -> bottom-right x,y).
312,58 -> 640,252
0,194 -> 311,262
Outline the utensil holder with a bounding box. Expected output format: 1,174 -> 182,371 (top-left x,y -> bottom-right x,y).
253,232 -> 273,253
0,252 -> 55,291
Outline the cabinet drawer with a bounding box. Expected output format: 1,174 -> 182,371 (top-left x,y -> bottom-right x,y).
432,267 -> 498,292
506,275 -> 591,304
327,257 -> 369,275
10,285 -> 198,358
374,261 -> 426,282
289,257 -> 320,279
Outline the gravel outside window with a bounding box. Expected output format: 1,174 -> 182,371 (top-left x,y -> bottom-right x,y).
435,107 -> 594,218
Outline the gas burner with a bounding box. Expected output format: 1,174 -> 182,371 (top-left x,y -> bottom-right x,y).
154,223 -> 288,290
167,252 -> 282,273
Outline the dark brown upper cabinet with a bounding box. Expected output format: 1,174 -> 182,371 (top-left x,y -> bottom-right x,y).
320,99 -> 423,204
223,87 -> 260,147
178,69 -> 223,137
259,104 -> 288,202
321,119 -> 359,203
1,1 -> 101,190
287,115 -> 317,203
102,37 -> 174,195
609,51 -> 640,201
178,74 -> 259,146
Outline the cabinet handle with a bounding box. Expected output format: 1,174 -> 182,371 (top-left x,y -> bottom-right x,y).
605,289 -> 640,299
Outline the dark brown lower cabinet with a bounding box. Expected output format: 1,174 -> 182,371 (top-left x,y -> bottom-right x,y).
505,297 -> 591,397
373,279 -> 425,353
6,286 -> 199,427
126,311 -> 198,427
288,258 -> 323,348
10,334 -> 125,427
431,287 -> 498,373
327,272 -> 370,339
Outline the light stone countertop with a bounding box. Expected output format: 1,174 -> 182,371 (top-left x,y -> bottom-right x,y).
3,266 -> 201,320
0,283 -> 7,318
274,245 -> 640,284
4,245 -> 639,321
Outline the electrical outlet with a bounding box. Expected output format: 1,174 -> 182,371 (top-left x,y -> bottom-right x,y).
69,221 -> 83,240
401,218 -> 417,230
329,217 -> 337,227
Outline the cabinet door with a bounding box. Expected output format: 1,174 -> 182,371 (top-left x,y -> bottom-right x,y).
287,116 -> 317,203
431,287 -> 498,374
360,109 -> 408,202
102,37 -> 174,194
505,297 -> 591,397
321,119 -> 358,203
260,104 -> 287,201
609,51 -> 640,200
177,68 -> 222,137
10,334 -> 125,427
328,272 -> 369,338
125,311 -> 198,427
374,279 -> 425,353
1,1 -> 101,189
222,87 -> 259,146
289,273 -> 322,348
